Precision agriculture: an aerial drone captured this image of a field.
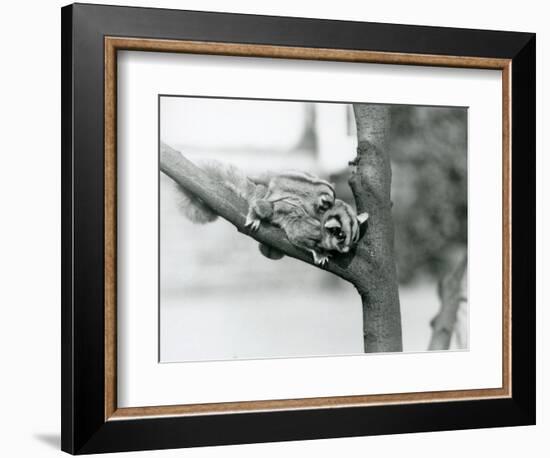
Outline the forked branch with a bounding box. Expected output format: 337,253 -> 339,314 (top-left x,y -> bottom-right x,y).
160,103 -> 403,352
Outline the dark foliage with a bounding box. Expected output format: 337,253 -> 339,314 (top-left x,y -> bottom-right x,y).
390,106 -> 467,284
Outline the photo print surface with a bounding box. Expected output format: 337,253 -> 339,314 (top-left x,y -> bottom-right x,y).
159,96 -> 468,363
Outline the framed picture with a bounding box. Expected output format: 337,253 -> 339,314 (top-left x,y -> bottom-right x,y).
61,3 -> 535,454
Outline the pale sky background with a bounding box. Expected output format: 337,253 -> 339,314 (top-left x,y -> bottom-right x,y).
160,96 -> 357,174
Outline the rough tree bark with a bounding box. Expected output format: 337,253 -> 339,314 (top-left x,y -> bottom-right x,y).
160,104 -> 402,353
351,105 -> 402,352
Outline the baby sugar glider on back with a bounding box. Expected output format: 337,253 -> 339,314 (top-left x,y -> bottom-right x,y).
244,170 -> 335,230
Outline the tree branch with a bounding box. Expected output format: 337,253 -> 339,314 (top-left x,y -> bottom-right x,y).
428,253 -> 468,351
160,142 -> 356,283
161,101 -> 403,354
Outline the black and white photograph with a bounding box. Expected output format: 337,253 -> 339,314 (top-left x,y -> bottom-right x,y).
159,96 -> 468,362
1,0 -> 542,456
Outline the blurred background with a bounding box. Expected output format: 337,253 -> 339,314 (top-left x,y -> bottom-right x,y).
160,96 -> 467,362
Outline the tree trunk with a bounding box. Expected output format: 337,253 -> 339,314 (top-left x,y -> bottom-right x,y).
351,105 -> 403,352
160,103 -> 403,354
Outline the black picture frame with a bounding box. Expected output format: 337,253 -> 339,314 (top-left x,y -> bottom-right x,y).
61,3 -> 535,454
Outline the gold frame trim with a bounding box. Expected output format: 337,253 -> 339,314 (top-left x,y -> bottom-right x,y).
104,37 -> 512,421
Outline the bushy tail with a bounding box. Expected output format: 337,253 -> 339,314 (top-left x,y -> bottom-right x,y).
173,159 -> 255,224
174,184 -> 218,224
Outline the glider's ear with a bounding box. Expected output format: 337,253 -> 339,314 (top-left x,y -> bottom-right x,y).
357,212 -> 369,225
